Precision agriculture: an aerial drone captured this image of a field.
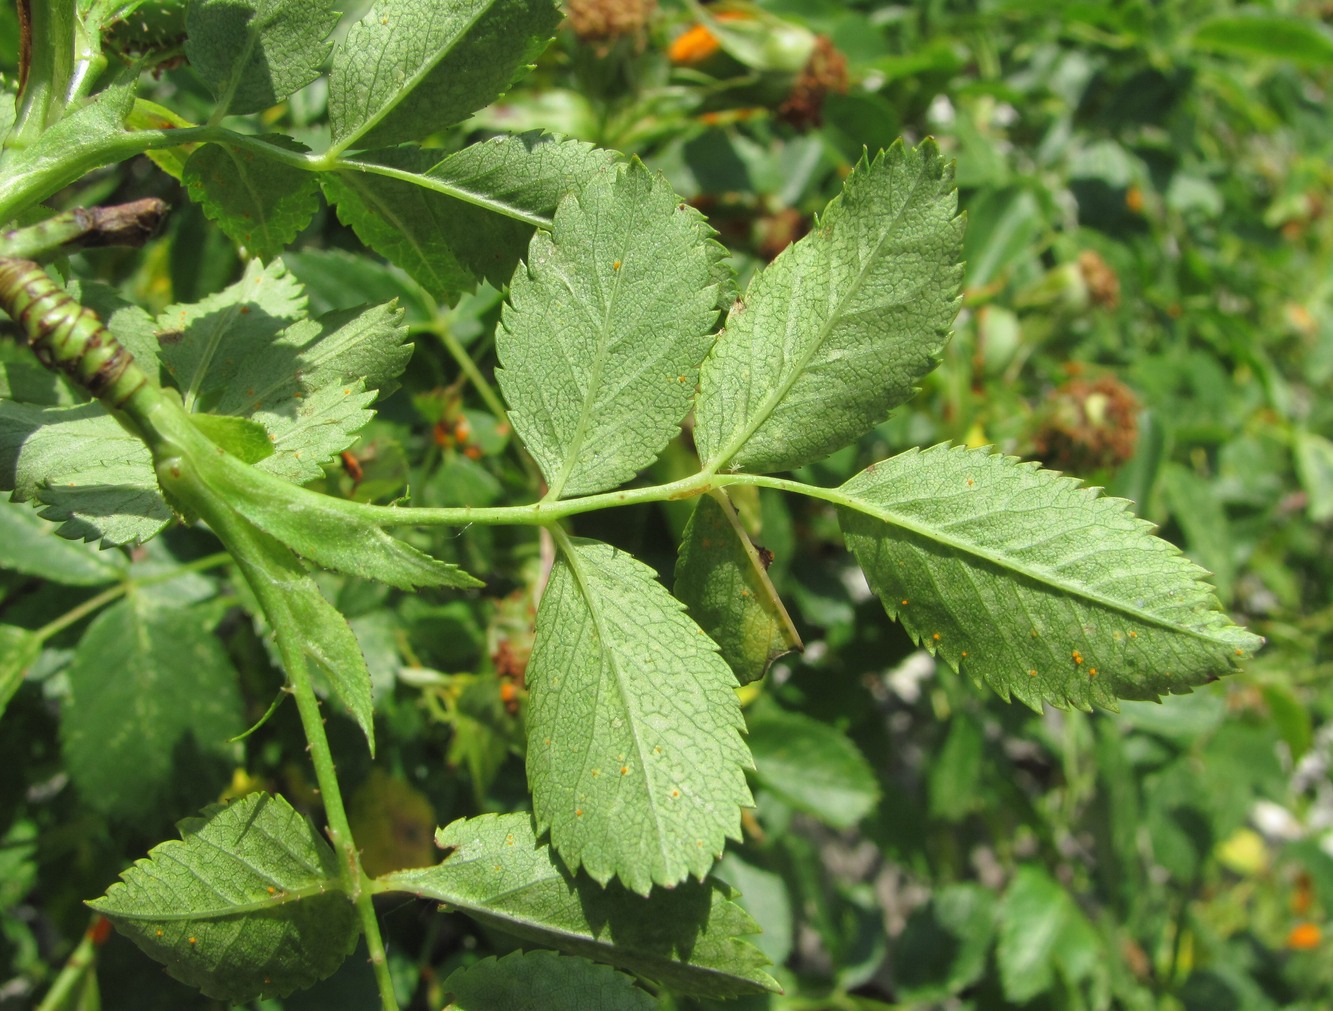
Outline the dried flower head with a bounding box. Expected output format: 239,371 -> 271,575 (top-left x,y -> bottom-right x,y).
777,35 -> 848,130
1033,375 -> 1139,475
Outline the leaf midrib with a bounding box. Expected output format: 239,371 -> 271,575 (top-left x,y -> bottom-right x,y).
840,476 -> 1245,649
559,540 -> 672,882
706,157 -> 930,471
331,0 -> 499,155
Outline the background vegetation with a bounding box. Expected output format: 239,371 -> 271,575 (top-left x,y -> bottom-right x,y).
1,0 -> 1330,1008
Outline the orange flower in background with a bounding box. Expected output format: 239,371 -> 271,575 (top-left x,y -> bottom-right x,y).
667,11 -> 751,63
1286,922 -> 1322,950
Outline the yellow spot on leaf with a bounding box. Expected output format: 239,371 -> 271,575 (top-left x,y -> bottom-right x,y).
612,260 -> 621,270
575,809 -> 583,817
1029,669 -> 1038,677
1072,650 -> 1083,665
621,766 -> 629,776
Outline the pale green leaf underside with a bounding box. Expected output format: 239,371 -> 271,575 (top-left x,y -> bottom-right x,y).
498,160 -> 722,498
60,599 -> 243,819
695,140 -> 964,474
380,813 -> 778,998
526,539 -> 752,894
183,141 -> 321,261
88,792 -> 358,1003
323,132 -> 618,298
185,0 -> 337,116
838,444 -> 1264,711
0,402 -> 170,545
674,492 -> 801,685
442,950 -> 657,1011
328,0 -> 561,152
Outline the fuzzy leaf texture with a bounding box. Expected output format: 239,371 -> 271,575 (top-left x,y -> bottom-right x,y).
674,491 -> 801,685
183,139 -> 321,260
497,160 -> 723,498
838,444 -> 1264,711
694,140 -> 964,474
526,539 -> 752,894
328,0 -> 562,152
60,597 -> 243,819
380,813 -> 778,998
185,0 -> 338,116
322,132 -> 617,299
88,792 -> 359,1003
441,950 -> 657,1011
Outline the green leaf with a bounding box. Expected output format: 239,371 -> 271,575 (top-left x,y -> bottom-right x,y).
328,0 -> 562,152
184,441 -> 481,590
88,792 -> 359,1003
322,132 -> 618,299
995,865 -> 1100,1003
838,444 -> 1264,712
183,139 -> 321,260
674,491 -> 801,685
380,812 -> 778,998
1294,428 -> 1333,522
157,258 -> 308,412
185,0 -> 338,115
231,521 -> 378,750
0,624 -> 42,719
0,401 -> 171,546
893,883 -> 996,1001
694,140 -> 964,474
1193,13 -> 1333,67
158,260 -> 412,482
746,700 -> 879,829
497,160 -> 722,498
0,497 -> 125,584
441,950 -> 657,1011
59,598 -> 243,819
526,538 -> 752,894
189,414 -> 274,464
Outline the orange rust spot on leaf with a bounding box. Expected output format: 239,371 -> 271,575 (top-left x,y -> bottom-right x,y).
1029,669 -> 1038,677
932,632 -> 941,641
620,766 -> 629,776
1072,650 -> 1083,665
612,260 -> 621,270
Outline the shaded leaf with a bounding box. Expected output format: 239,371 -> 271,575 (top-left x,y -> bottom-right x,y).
838,444 -> 1263,712
1193,13 -> 1333,67
183,139 -> 321,260
746,700 -> 878,829
0,401 -> 170,545
322,132 -> 617,298
380,812 -> 778,998
442,950 -> 657,1011
695,140 -> 964,474
59,598 -> 243,819
526,539 -> 752,894
328,0 -> 562,152
497,160 -> 722,498
674,491 -> 800,685
894,883 -> 997,1001
0,497 -> 125,584
88,792 -> 358,1003
0,624 -> 42,719
185,0 -> 338,115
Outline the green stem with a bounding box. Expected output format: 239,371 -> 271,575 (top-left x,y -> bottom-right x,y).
11,0 -> 78,147
35,919 -> 98,1011
231,543 -> 399,1011
32,551 -> 232,642
343,470 -> 850,528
